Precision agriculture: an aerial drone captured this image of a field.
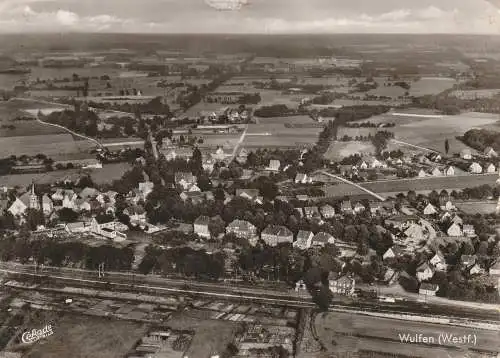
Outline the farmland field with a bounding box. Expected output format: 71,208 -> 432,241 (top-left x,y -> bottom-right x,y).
0,162 -> 130,187
243,115 -> 321,148
360,174 -> 498,194
324,141 -> 376,161
455,201 -> 498,215
0,133 -> 95,157
25,314 -> 147,358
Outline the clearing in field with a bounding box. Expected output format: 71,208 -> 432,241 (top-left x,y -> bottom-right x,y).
23,313 -> 148,358
455,201 -> 498,215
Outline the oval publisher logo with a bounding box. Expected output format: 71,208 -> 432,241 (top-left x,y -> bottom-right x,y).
21,325 -> 54,344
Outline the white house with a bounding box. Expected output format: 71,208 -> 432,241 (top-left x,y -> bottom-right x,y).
311,232 -> 335,247
320,204 -> 336,219
469,162 -> 483,174
423,203 -> 437,215
358,161 -> 368,170
418,169 -> 427,178
446,223 -> 462,237
440,200 -> 455,211
8,198 -> 27,217
266,160 -> 281,172
486,163 -> 496,173
444,166 -> 455,176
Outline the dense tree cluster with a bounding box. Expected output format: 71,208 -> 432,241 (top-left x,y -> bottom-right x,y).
461,129 -> 500,152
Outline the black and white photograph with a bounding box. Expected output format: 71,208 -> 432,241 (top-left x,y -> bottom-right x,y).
0,1 -> 499,357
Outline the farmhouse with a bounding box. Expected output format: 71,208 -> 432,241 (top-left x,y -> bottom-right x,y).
463,224 -> 476,237
430,167 -> 442,177
295,173 -> 311,184
430,251 -> 447,271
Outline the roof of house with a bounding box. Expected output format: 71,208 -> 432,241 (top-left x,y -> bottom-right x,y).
262,225 -> 293,237
296,230 -> 313,240
312,232 -> 334,244
420,283 -> 439,291
194,215 -> 211,226
227,220 -> 256,232
416,262 -> 432,272
236,188 -> 259,198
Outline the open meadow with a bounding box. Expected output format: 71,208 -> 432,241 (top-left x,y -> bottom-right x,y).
324,141 -> 376,161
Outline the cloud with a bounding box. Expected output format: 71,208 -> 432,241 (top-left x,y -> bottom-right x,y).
0,0 -> 498,34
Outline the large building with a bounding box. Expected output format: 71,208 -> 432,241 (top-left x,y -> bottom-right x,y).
261,225 -> 293,246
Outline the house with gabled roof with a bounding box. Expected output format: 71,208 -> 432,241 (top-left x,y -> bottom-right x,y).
429,251 -> 447,271
236,188 -> 260,202
8,198 -> 27,217
320,204 -> 335,219
423,203 -> 437,215
469,162 -> 482,174
462,224 -> 476,237
383,246 -> 403,261
418,169 -> 427,178
174,172 -> 197,190
329,273 -> 355,296
303,206 -> 320,219
353,202 -> 366,214
261,225 -> 293,246
404,223 -> 425,241
294,230 -> 314,250
226,220 -> 257,240
312,232 -> 335,247
41,194 -> 53,215
430,167 -> 442,177
486,163 -> 496,173
340,200 -> 352,214
444,166 -> 456,176
194,215 -> 211,239
446,222 -> 462,237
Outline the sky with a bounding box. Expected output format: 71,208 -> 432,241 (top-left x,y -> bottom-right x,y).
1,0 -> 500,34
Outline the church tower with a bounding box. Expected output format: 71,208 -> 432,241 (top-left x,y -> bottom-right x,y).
29,183 -> 40,210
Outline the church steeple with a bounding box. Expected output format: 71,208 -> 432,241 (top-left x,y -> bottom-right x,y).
29,181 -> 39,210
